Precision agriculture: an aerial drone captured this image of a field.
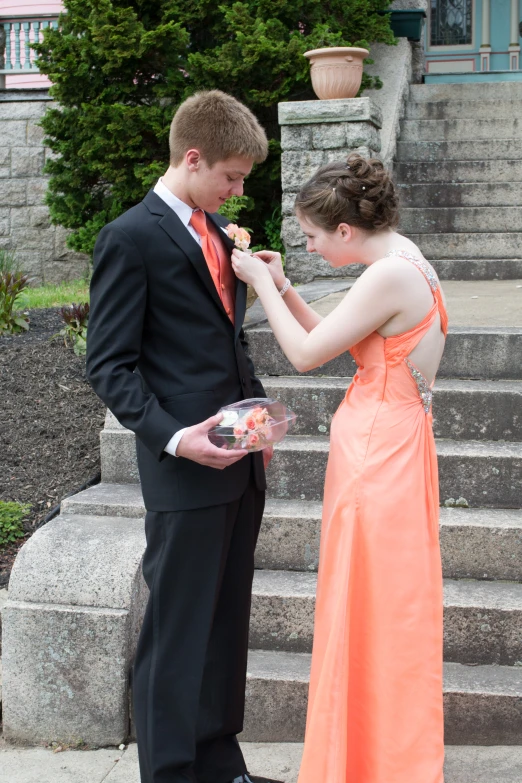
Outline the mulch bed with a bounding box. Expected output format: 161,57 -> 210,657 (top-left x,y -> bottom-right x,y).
0,308 -> 106,587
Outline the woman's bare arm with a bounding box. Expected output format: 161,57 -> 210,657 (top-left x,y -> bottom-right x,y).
234,251 -> 402,373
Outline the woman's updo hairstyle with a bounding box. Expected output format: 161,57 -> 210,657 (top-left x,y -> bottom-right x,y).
295,153 -> 399,233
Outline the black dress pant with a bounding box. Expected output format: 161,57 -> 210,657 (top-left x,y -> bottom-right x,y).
133,475 -> 264,783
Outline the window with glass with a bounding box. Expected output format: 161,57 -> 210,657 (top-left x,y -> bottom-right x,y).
430,0 -> 473,46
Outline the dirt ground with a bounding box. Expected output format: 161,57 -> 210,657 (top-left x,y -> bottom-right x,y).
0,308 -> 106,586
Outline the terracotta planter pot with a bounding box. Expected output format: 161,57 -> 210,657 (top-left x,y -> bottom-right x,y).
303,47 -> 369,100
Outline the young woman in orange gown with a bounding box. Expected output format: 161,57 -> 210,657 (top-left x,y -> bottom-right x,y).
232,154 -> 447,783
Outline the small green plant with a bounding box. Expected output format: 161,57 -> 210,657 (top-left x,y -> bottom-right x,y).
0,271 -> 31,335
0,247 -> 19,275
55,302 -> 89,355
0,501 -> 30,547
218,195 -> 255,228
262,204 -> 285,254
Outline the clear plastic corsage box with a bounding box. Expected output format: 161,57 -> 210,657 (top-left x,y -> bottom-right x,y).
208,398 -> 296,452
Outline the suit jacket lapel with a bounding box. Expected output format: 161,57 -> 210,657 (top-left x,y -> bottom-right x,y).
143,191 -> 227,319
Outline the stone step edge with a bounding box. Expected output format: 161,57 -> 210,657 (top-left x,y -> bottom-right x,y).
260,376 -> 522,393
62,486 -> 522,525
248,323 -> 522,336
247,649 -> 522,694
252,570 -> 522,611
266,435 -> 522,458
99,429 -> 522,457
402,206 -> 522,213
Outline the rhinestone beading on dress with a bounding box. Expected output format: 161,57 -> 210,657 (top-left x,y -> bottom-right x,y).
405,358 -> 433,414
384,249 -> 439,291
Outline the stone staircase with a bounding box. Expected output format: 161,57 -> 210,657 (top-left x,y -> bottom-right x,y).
62,275 -> 522,756
395,81 -> 522,280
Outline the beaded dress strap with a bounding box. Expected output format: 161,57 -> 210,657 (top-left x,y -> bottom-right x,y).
384,249 -> 439,292
384,249 -> 447,415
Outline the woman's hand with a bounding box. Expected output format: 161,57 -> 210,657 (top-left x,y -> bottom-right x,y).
231,248 -> 272,289
251,250 -> 286,290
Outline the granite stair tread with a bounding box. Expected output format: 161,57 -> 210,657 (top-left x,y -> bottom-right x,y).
252,569 -> 522,612
274,435 -> 522,459
400,118 -> 522,142
247,648 -> 522,693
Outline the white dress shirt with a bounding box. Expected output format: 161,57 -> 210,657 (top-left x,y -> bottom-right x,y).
153,178 -> 196,457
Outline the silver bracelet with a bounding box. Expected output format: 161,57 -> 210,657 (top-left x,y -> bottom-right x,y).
279,277 -> 291,297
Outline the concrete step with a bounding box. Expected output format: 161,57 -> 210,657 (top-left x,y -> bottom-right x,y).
258,500 -> 522,581
243,650 -> 522,744
61,481 -> 146,518
405,97 -> 522,120
410,232 -> 522,261
400,118 -> 522,142
429,258 -> 522,280
395,159 -> 522,184
247,326 -> 522,380
396,139 -> 522,162
99,425 -> 522,504
268,436 -> 522,508
409,82 -> 522,103
261,376 -> 522,442
401,206 -> 522,234
398,181 -> 522,208
250,570 -> 522,664
309,280 -> 522,329
62,487 -> 522,581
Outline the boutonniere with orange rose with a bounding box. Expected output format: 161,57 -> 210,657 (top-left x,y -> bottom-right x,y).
208,398 -> 296,452
226,223 -> 251,252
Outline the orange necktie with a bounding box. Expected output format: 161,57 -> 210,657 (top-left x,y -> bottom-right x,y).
190,209 -> 234,323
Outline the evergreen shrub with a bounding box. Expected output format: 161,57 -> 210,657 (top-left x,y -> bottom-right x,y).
34,0 -> 394,256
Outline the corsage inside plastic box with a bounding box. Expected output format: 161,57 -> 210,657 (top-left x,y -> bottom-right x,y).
208,398 -> 296,452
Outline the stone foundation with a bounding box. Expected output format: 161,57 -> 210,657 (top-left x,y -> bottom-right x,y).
0,90 -> 89,285
278,97 -> 382,284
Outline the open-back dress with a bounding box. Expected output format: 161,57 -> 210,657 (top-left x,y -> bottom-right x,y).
298,250 -> 449,783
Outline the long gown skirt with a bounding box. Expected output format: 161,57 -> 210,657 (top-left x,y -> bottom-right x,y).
297,326 -> 445,783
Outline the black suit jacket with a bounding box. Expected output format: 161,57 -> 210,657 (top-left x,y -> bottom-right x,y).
86,190 -> 266,511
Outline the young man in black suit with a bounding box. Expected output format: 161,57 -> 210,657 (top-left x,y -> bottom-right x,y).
87,91 -> 282,783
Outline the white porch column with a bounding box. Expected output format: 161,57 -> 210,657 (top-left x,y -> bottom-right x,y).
509,0 -> 520,70
480,0 -> 491,71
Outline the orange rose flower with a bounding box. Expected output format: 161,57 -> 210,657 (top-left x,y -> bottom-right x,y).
244,415 -> 257,430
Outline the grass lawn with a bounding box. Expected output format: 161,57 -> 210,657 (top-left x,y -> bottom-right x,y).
18,278 -> 90,310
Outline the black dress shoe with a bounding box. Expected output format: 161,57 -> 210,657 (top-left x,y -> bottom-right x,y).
239,775 -> 285,783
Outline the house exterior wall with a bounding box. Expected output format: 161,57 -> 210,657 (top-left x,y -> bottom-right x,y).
1,0 -> 63,88
425,0 -> 522,77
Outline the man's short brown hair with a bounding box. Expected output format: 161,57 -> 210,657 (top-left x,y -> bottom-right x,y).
169,90 -> 268,166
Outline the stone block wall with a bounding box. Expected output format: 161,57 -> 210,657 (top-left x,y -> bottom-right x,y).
279,98 -> 382,284
0,91 -> 89,285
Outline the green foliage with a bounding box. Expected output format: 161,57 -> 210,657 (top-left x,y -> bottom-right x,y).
218,196 -> 254,225
0,271 -> 31,335
0,502 -> 30,548
0,248 -> 19,276
34,0 -> 394,255
54,302 -> 90,355
260,204 -> 285,254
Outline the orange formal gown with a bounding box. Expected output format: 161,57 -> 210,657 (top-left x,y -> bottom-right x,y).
298,251 -> 448,783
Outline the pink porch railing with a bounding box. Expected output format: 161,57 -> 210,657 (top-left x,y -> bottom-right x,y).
0,15 -> 58,73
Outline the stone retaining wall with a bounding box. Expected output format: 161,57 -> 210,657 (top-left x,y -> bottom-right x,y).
0,90 -> 88,285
